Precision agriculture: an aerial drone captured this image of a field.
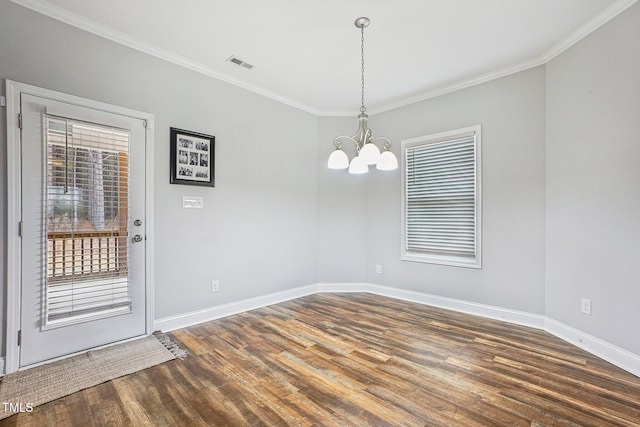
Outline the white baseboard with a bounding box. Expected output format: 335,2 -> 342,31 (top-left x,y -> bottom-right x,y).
545,317 -> 640,378
154,282 -> 639,378
154,283 -> 374,332
362,284 -> 546,330
154,284 -> 320,332
0,357 -> 5,376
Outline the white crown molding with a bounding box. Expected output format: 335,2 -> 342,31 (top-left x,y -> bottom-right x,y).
10,0 -> 638,117
542,0 -> 638,63
316,110 -> 357,118
368,0 -> 639,115
8,0 -> 321,116
366,56 -> 547,116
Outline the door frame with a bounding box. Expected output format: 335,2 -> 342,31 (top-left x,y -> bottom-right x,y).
5,80 -> 155,374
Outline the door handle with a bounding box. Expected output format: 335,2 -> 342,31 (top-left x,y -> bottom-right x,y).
132,234 -> 143,243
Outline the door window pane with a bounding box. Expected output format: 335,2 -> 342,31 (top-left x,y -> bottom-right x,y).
45,117 -> 132,326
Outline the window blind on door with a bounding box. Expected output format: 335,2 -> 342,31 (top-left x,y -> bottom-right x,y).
45,116 -> 132,325
404,132 -> 478,263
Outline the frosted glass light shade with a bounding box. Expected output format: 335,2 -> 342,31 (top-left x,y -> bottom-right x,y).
376,150 -> 398,171
348,156 -> 368,174
358,143 -> 381,165
328,149 -> 349,169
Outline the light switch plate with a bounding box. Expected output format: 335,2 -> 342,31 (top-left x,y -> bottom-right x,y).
182,196 -> 203,209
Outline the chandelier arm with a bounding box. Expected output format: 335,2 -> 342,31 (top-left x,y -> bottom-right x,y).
364,128 -> 372,144
351,128 -> 372,146
372,136 -> 392,150
333,135 -> 361,152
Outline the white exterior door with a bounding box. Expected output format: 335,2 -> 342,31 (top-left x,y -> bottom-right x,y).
17,93 -> 148,368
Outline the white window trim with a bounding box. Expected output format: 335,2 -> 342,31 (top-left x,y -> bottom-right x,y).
401,125 -> 482,269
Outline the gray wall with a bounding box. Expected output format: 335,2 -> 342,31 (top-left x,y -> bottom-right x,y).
0,0 -> 319,354
545,3 -> 640,355
361,67 -> 548,314
2,0 -> 639,363
317,116 -> 368,283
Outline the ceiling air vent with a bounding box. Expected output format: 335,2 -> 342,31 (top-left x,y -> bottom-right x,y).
227,55 -> 254,70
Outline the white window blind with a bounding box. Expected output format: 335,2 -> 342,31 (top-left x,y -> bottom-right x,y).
402,126 -> 481,268
45,116 -> 132,325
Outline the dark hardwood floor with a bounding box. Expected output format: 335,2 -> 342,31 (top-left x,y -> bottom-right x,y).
3,293 -> 640,426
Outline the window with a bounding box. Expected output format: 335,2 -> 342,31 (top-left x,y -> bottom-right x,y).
45,116 -> 132,326
401,125 -> 481,268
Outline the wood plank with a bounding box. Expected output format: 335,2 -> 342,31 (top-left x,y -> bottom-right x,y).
3,293 -> 640,426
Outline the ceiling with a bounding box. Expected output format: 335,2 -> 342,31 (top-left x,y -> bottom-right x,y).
12,0 -> 636,115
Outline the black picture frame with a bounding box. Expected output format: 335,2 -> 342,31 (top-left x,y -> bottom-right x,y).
170,127 -> 215,187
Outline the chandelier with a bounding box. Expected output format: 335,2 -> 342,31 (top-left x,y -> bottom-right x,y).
328,17 -> 398,174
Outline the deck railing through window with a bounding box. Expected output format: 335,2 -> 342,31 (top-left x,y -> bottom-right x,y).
47,230 -> 128,282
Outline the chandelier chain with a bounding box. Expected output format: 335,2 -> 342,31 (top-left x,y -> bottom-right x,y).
360,26 -> 366,113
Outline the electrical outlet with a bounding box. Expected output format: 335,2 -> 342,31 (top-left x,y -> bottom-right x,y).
581,298 -> 591,315
211,280 -> 220,293
375,264 -> 382,274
